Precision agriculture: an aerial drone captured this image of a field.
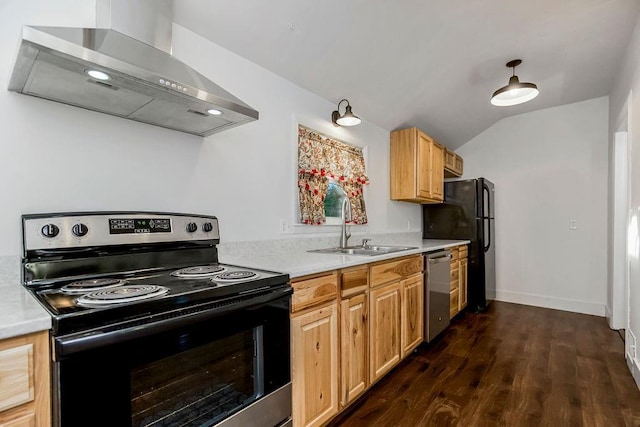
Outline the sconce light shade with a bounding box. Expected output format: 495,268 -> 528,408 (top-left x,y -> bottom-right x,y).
490,59 -> 539,107
332,99 -> 361,126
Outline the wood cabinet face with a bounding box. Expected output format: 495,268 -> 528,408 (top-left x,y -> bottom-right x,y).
291,303 -> 338,427
340,294 -> 367,408
417,133 -> 434,199
459,258 -> 468,310
431,143 -> 444,200
291,272 -> 338,313
390,127 -> 444,203
369,282 -> 401,383
401,274 -> 424,357
0,332 -> 49,427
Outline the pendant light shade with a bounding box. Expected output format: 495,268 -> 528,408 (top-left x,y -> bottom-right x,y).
332,99 -> 361,126
491,59 -> 539,107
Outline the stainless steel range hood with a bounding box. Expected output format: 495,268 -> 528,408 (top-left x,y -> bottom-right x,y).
8,25 -> 259,137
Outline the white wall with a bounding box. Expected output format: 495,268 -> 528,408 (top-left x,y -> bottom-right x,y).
609,12 -> 640,388
457,97 -> 609,316
0,0 -> 421,257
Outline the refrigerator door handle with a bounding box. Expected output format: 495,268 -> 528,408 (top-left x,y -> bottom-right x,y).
484,218 -> 491,252
483,183 -> 492,219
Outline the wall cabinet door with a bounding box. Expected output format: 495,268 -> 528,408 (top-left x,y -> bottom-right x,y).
340,293 -> 367,408
401,273 -> 424,358
369,281 -> 401,384
431,143 -> 444,200
291,302 -> 338,427
390,127 -> 444,203
417,132 -> 434,199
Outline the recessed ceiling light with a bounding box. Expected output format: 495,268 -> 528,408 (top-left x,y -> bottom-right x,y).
85,69 -> 110,81
207,109 -> 222,115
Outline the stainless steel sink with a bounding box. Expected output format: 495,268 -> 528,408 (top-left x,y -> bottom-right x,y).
308,245 -> 418,256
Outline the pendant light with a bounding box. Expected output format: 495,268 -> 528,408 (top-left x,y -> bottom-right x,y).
490,59 -> 539,107
332,99 -> 361,126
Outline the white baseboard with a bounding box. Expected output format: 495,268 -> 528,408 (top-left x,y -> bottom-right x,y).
626,355 -> 640,391
495,290 -> 605,316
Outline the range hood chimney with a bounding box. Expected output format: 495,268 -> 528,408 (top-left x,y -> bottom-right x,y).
8,0 -> 259,137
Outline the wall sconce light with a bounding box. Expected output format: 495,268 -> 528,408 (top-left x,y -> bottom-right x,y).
490,59 -> 539,107
332,99 -> 361,126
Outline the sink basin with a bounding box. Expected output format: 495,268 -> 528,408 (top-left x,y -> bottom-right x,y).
308,245 -> 418,256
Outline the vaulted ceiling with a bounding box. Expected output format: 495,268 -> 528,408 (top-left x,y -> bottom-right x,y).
173,0 -> 640,149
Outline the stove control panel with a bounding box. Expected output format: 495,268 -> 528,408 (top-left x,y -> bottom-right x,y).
109,218 -> 171,234
23,212 -> 220,250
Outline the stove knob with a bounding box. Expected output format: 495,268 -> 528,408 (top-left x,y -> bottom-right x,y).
186,222 -> 198,233
202,222 -> 213,232
41,223 -> 60,238
72,223 -> 89,237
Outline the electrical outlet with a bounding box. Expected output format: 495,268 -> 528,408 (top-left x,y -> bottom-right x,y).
569,219 -> 578,230
407,220 -> 412,230
280,220 -> 289,234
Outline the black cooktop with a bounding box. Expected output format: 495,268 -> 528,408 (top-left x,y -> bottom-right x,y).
27,263 -> 289,335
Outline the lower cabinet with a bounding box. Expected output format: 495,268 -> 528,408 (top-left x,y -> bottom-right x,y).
339,293 -> 367,408
449,245 -> 468,318
459,257 -> 468,311
369,281 -> 401,384
291,254 -> 428,426
401,273 -> 424,358
291,302 -> 339,427
0,331 -> 51,427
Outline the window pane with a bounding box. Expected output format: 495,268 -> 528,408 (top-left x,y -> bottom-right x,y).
325,181 -> 346,218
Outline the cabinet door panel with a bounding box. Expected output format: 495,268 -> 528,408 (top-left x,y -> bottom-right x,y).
402,274 -> 424,357
0,344 -> 33,412
416,133 -> 433,198
291,303 -> 338,427
369,282 -> 401,383
460,259 -> 468,310
340,294 -> 367,407
431,143 -> 444,200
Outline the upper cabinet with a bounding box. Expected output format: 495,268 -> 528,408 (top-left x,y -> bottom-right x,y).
444,148 -> 463,178
390,127 -> 444,203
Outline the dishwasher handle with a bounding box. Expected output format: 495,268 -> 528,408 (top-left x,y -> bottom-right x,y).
428,254 -> 452,264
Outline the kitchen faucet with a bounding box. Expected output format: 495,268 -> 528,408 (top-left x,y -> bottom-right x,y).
340,197 -> 352,248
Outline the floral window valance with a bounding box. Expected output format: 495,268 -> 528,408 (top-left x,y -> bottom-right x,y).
298,125 -> 369,225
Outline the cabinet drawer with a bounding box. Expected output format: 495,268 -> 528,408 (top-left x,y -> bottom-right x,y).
370,256 -> 422,288
450,268 -> 459,286
459,246 -> 468,258
450,289 -> 459,318
0,343 -> 34,413
340,265 -> 368,297
450,247 -> 459,262
291,272 -> 338,312
0,412 -> 36,427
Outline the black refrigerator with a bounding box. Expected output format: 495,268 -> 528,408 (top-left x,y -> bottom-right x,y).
422,178 -> 496,312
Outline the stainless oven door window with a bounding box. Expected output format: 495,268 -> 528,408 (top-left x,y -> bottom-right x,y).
52,295 -> 290,427
130,326 -> 264,426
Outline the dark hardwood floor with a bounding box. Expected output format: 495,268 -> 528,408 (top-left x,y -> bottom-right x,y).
330,301 -> 640,427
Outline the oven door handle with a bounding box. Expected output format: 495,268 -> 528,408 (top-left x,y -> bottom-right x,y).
54,287 -> 292,357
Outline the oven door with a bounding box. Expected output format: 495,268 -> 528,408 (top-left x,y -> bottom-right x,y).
52,290 -> 291,427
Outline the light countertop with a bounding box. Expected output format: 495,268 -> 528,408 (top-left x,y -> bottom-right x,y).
219,239 -> 469,278
0,256 -> 51,340
0,238 -> 469,340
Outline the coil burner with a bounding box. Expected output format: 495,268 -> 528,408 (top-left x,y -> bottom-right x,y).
76,284 -> 169,307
